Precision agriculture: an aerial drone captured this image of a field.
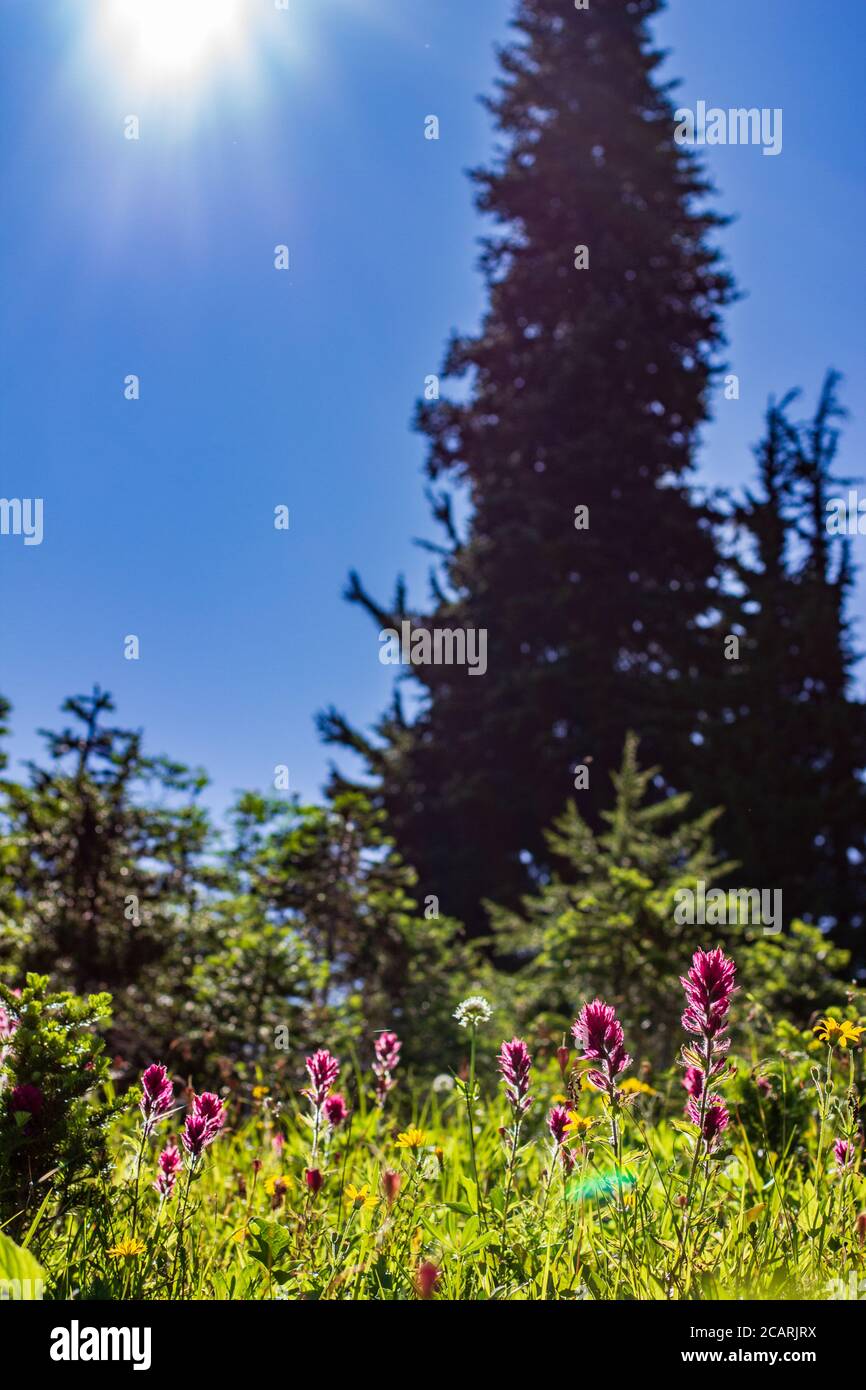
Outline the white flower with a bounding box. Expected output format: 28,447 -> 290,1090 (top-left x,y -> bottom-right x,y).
453,995 -> 492,1029
432,1073 -> 455,1094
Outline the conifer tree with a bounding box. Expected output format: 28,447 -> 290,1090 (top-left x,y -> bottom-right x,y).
0,688 -> 212,1058
701,375 -> 866,953
491,735 -> 851,1062
321,0 -> 733,933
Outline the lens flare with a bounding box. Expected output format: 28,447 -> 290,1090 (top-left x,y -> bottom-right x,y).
565,1168 -> 636,1205
97,0 -> 245,84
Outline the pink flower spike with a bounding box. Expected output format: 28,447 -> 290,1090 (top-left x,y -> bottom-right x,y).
680,948 -> 737,1041
834,1138 -> 855,1172
547,1105 -> 571,1146
572,999 -> 631,1098
181,1110 -> 219,1161
498,1038 -> 533,1118
194,1091 -> 226,1139
324,1093 -> 348,1130
373,1030 -> 402,1105
682,1066 -> 703,1099
154,1141 -> 182,1198
303,1049 -> 340,1109
687,1095 -> 730,1151
139,1063 -> 174,1129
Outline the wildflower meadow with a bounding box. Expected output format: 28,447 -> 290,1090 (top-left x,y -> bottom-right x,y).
2,949 -> 865,1313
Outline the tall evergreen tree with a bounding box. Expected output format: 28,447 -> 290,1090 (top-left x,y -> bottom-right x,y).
701,375 -> 866,954
321,0 -> 733,933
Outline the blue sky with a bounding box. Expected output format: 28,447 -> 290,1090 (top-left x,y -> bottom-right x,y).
1,0 -> 863,817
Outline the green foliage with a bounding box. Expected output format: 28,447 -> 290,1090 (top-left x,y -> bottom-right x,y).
0,688 -> 211,1062
180,789 -> 475,1077
491,737 -> 852,1063
30,1002 -> 866,1302
0,974 -> 122,1235
491,735 -> 733,1059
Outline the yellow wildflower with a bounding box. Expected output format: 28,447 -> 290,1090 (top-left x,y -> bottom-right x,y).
395,1127 -> 427,1150
107,1238 -> 145,1260
345,1183 -> 377,1211
252,1085 -> 269,1100
265,1174 -> 292,1197
565,1114 -> 593,1137
814,1017 -> 865,1048
620,1078 -> 658,1097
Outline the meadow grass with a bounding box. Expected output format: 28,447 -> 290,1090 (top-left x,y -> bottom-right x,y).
26,1034 -> 865,1302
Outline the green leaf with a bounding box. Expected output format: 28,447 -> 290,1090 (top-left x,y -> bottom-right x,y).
245,1217 -> 294,1283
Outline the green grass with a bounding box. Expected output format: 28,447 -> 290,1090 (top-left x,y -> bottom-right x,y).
18,1041 -> 866,1301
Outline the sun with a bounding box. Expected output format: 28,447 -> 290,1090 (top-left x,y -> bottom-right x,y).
98,0 -> 246,84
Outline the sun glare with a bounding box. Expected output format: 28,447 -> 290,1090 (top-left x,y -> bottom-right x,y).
98,0 -> 246,84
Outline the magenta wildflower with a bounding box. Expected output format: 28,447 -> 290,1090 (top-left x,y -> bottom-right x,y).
324,1093 -> 348,1130
687,1095 -> 730,1151
416,1260 -> 441,1300
381,1169 -> 402,1205
572,999 -> 631,1098
139,1063 -> 174,1130
681,947 -> 736,1042
154,1142 -> 182,1199
10,1082 -> 44,1118
193,1091 -> 226,1140
834,1138 -> 855,1172
680,948 -> 737,1160
547,1105 -> 571,1146
547,1104 -> 577,1171
498,1038 -> 533,1118
305,1167 -> 324,1194
682,1065 -> 703,1099
181,1112 -> 211,1160
373,1031 -> 402,1107
303,1049 -> 340,1109
303,1049 -> 340,1160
